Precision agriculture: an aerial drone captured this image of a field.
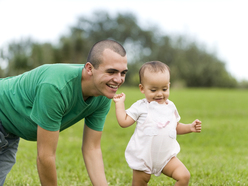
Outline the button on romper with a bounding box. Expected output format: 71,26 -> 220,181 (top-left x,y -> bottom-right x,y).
125,100 -> 180,176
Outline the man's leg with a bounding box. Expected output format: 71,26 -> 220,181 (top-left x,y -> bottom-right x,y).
0,134 -> 20,186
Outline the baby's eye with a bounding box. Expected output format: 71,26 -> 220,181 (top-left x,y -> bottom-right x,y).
163,89 -> 168,91
150,89 -> 156,92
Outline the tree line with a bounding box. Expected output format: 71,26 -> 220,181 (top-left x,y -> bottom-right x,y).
0,11 -> 246,88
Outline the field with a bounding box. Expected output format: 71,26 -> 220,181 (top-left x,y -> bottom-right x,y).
4,88 -> 248,185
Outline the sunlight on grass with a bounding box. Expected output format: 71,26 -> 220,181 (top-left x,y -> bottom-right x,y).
5,88 -> 248,185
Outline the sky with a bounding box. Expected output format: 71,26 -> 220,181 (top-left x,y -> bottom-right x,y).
0,0 -> 247,81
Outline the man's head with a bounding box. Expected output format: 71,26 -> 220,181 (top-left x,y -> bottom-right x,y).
83,40 -> 128,99
87,40 -> 126,69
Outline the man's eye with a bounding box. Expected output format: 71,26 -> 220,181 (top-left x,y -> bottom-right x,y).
121,72 -> 126,76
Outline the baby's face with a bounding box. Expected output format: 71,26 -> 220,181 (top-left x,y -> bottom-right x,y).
139,70 -> 170,104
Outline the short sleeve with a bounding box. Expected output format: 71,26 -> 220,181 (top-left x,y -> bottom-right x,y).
85,98 -> 111,131
169,101 -> 181,122
30,84 -> 65,131
126,100 -> 145,121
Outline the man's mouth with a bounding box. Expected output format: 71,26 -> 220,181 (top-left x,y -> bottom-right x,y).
108,84 -> 119,89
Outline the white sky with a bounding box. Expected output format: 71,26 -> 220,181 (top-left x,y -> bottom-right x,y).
0,0 -> 247,81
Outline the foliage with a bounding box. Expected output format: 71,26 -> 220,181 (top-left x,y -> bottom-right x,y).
0,67 -> 4,78
237,80 -> 248,89
0,39 -> 55,76
5,88 -> 248,185
0,11 -> 238,87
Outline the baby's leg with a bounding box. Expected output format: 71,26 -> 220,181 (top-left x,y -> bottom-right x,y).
162,157 -> 190,186
132,169 -> 151,186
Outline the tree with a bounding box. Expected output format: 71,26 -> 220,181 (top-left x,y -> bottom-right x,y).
0,10 -> 238,88
1,38 -> 33,76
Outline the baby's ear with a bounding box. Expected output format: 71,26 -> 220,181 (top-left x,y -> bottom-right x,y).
139,84 -> 145,94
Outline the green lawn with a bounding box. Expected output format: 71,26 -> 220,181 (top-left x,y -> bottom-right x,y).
5,88 -> 248,185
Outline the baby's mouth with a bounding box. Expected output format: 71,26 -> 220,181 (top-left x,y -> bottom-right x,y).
154,98 -> 164,101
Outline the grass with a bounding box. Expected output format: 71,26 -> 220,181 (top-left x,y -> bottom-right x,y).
4,87 -> 248,185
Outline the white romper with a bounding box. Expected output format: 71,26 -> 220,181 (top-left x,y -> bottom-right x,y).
125,99 -> 181,176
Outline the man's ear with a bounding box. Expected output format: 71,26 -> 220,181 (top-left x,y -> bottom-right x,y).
84,62 -> 93,75
139,84 -> 145,94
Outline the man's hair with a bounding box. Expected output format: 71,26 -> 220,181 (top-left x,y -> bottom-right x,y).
139,61 -> 170,83
87,39 -> 126,68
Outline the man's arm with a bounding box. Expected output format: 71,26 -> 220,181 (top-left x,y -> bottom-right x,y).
37,125 -> 59,186
82,124 -> 108,186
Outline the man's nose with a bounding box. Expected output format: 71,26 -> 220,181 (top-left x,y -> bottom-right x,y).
113,73 -> 124,83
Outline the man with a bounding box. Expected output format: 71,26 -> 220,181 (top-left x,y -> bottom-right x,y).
0,39 -> 128,186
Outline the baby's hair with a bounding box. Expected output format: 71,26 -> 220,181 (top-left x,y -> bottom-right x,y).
139,61 -> 170,83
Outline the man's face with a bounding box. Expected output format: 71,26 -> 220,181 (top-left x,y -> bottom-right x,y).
91,49 -> 128,99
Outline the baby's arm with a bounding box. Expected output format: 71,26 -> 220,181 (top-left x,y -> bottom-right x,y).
113,93 -> 135,128
176,119 -> 202,135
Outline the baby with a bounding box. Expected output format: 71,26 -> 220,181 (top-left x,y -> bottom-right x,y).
113,61 -> 202,186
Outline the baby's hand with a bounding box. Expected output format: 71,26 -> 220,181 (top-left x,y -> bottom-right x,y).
113,93 -> 126,103
191,119 -> 202,133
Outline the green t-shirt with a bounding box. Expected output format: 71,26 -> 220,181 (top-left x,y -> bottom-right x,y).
0,64 -> 111,141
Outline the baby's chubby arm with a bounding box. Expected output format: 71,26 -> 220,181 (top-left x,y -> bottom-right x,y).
177,119 -> 202,134
113,93 -> 135,128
